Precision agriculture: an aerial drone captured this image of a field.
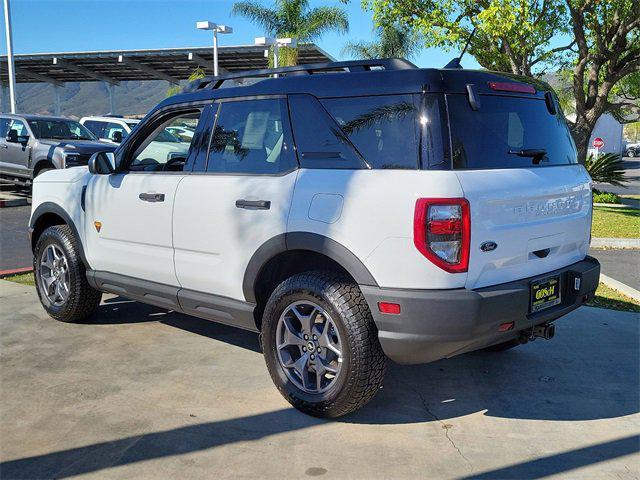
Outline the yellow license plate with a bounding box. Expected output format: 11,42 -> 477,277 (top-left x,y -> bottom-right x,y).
530,275 -> 561,312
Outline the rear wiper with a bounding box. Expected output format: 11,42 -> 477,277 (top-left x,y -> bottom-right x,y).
508,148 -> 547,165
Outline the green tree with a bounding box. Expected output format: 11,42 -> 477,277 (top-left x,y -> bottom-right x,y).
362,0 -> 640,162
232,0 -> 349,67
342,24 -> 422,60
166,68 -> 206,97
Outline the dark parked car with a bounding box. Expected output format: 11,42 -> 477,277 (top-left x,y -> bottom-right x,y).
0,114 -> 116,186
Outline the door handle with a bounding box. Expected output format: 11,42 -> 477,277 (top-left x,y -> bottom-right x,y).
139,192 -> 165,203
235,199 -> 271,210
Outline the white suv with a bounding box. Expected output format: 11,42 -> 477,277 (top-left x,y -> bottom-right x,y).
29,60 -> 600,417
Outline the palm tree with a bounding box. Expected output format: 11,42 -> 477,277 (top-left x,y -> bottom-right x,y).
585,152 -> 627,187
342,25 -> 422,61
166,68 -> 206,97
232,0 -> 349,67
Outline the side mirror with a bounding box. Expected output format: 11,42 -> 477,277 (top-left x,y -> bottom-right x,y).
6,129 -> 19,143
88,151 -> 116,175
111,131 -> 123,143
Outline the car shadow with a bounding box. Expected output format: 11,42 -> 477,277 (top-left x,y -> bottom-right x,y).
90,297 -> 639,424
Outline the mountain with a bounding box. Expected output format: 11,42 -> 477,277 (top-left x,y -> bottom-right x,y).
5,80 -> 179,119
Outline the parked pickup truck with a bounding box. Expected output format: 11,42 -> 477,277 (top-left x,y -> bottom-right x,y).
0,114 -> 115,186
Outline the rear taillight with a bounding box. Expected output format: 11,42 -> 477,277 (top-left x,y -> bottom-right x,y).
414,198 -> 470,273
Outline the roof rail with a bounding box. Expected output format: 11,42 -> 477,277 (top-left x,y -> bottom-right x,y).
184,58 -> 417,92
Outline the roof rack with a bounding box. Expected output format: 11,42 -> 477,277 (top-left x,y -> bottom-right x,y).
184,58 -> 417,92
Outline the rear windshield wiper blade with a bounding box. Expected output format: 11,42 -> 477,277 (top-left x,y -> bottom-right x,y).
508,148 -> 547,165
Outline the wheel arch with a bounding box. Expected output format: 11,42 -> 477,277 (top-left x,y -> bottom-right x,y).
243,232 -> 379,306
33,159 -> 56,177
30,202 -> 88,267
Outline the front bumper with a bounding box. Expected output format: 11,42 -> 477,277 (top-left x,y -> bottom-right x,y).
361,256 -> 600,364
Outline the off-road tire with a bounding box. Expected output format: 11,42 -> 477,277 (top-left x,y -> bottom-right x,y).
34,225 -> 102,322
262,270 -> 387,418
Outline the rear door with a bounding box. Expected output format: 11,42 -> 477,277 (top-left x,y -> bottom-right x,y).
173,97 -> 298,302
446,93 -> 592,289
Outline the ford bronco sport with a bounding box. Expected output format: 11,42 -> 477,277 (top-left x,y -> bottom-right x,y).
29,59 -> 600,417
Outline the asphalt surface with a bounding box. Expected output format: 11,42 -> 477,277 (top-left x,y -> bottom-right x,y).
0,279 -> 638,479
0,204 -> 32,271
594,157 -> 640,195
590,249 -> 640,291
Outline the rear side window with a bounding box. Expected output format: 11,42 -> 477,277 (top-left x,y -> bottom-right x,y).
322,95 -> 420,169
448,94 -> 577,169
207,98 -> 297,175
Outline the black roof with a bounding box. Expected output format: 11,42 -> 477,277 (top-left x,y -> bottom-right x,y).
157,58 -> 554,113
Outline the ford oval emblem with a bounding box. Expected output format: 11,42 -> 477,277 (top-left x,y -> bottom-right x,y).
480,241 -> 497,252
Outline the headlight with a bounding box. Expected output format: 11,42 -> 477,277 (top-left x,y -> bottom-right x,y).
64,154 -> 81,167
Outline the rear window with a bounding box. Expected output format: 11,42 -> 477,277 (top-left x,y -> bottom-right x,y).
322,95 -> 421,169
447,94 -> 577,169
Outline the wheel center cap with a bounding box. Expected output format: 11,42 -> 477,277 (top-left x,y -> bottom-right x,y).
307,342 -> 315,352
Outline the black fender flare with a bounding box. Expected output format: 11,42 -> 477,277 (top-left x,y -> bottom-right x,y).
242,232 -> 379,303
29,202 -> 89,267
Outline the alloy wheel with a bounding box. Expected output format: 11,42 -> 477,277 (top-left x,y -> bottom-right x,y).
39,244 -> 70,307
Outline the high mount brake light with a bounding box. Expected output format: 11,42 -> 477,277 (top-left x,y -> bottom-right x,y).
414,198 -> 470,273
488,81 -> 536,94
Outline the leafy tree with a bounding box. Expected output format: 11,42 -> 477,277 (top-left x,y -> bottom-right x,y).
361,0 -> 640,162
342,24 -> 422,60
166,68 -> 206,97
232,0 -> 349,67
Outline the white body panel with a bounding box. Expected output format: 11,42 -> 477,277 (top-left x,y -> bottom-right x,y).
173,171 -> 298,300
288,169 -> 467,290
455,165 -> 592,289
84,173 -> 185,286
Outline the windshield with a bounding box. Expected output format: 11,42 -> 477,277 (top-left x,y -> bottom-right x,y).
28,119 -> 97,141
447,94 -> 577,169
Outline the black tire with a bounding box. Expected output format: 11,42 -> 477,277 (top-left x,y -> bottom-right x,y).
34,225 -> 102,323
262,271 -> 387,418
482,338 -> 522,352
626,149 -> 636,158
34,167 -> 54,178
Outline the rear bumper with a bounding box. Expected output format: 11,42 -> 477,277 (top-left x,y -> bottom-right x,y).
361,256 -> 600,364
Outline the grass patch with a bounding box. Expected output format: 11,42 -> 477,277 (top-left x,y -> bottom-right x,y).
587,282 -> 640,313
3,272 -> 35,286
592,206 -> 640,238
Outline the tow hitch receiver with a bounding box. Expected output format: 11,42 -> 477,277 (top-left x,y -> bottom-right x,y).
521,323 -> 556,343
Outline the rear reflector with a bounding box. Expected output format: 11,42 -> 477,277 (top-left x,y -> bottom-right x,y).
378,302 -> 401,315
488,81 -> 536,94
498,322 -> 515,332
414,198 -> 470,273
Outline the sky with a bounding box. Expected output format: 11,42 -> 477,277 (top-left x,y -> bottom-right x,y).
0,0 -> 482,69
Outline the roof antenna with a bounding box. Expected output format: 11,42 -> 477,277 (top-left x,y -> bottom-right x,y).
444,27 -> 476,69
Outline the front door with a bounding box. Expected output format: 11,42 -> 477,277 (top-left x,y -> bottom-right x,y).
0,117 -> 31,176
173,97 -> 298,301
84,109 -> 205,286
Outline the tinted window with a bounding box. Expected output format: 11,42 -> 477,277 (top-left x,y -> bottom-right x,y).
28,119 -> 95,141
448,94 -> 577,169
130,110 -> 202,172
104,122 -> 128,141
322,94 -> 420,169
83,120 -> 105,138
289,94 -> 365,169
207,98 -> 296,174
0,118 -> 11,137
7,119 -> 28,137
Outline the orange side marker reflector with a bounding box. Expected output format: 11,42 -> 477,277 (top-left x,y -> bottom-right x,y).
378,302 -> 401,315
498,321 -> 515,332
94,221 -> 102,232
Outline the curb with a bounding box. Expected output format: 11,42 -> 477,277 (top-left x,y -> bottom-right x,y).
599,273 -> 640,303
0,267 -> 33,279
591,238 -> 640,249
0,197 -> 28,208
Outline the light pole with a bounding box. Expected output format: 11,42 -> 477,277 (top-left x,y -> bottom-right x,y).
254,37 -> 297,72
3,0 -> 17,113
196,21 -> 233,77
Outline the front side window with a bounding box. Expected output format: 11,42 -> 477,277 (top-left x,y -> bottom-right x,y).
448,94 -> 578,169
83,120 -> 105,138
206,98 -> 297,174
104,122 -> 128,141
27,119 -> 95,141
129,110 -> 202,172
8,119 -> 28,137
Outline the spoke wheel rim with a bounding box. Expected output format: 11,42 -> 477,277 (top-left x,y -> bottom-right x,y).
276,300 -> 344,394
39,244 -> 70,307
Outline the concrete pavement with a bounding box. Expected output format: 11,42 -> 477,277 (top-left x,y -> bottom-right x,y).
0,280 -> 638,479
594,157 -> 640,195
0,204 -> 32,272
590,248 -> 640,291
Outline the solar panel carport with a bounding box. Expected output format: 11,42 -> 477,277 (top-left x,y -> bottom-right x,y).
0,44 -> 333,114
